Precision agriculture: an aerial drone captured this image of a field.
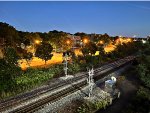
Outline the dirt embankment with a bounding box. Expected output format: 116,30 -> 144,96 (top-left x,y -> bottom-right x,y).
96,68 -> 139,113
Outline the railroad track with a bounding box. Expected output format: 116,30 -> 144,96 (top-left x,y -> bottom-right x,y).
11,79 -> 87,113
0,75 -> 86,112
0,56 -> 135,113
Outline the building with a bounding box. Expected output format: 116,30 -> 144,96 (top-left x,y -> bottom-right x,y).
67,35 -> 81,48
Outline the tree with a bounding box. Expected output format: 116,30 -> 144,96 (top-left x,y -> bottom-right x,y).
97,45 -> 105,57
82,42 -> 98,56
100,33 -> 111,46
82,47 -> 89,57
35,42 -> 53,65
0,22 -> 19,47
91,34 -> 101,43
0,47 -> 22,94
0,59 -> 17,94
81,42 -> 98,67
4,47 -> 19,66
74,32 -> 87,38
48,30 -> 70,52
23,52 -> 33,67
37,32 -> 49,42
15,47 -> 33,67
18,31 -> 31,47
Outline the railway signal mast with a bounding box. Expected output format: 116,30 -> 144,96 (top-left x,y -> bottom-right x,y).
63,53 -> 69,77
61,53 -> 73,80
87,67 -> 94,97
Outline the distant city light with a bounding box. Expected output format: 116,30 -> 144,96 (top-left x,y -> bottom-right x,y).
142,40 -> 146,44
127,38 -> 132,42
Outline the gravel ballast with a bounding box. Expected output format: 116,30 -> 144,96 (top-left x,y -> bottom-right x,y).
36,64 -> 131,113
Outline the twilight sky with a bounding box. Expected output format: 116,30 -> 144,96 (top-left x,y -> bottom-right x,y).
0,1 -> 150,37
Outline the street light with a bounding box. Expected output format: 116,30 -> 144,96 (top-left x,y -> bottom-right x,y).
83,38 -> 88,44
66,40 -> 70,45
99,40 -> 104,44
33,40 -> 42,56
142,40 -> 146,44
35,40 -> 41,45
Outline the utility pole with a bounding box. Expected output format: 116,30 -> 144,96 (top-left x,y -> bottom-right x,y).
87,67 -> 94,97
61,52 -> 74,80
63,53 -> 68,77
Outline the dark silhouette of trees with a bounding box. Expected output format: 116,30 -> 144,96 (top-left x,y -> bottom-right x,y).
74,32 -> 87,38
23,52 -> 33,67
18,31 -> 31,47
35,42 -> 53,65
4,47 -> 19,66
48,30 -> 72,52
0,47 -> 21,95
0,22 -> 19,46
82,42 -> 97,56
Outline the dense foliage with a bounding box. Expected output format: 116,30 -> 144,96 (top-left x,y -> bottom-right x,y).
0,22 -> 148,101
122,86 -> 150,113
0,22 -> 19,46
0,58 -> 80,99
0,55 -> 22,98
0,63 -> 81,99
77,100 -> 108,113
82,42 -> 98,56
122,42 -> 150,113
136,42 -> 150,88
35,42 -> 53,64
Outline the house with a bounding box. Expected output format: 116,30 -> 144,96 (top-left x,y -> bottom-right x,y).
67,35 -> 81,48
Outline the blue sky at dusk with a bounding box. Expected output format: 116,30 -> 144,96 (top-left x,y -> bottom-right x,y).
0,1 -> 150,37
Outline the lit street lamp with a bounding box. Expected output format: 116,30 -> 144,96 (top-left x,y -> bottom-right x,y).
99,40 -> 104,44
142,39 -> 146,44
35,40 -> 41,45
33,40 -> 42,56
66,40 -> 70,45
83,38 -> 88,44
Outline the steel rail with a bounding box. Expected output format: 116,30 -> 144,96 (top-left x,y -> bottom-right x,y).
0,56 -> 135,112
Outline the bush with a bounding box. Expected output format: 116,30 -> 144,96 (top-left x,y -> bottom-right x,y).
123,87 -> 150,113
15,65 -> 64,91
0,64 -> 64,99
0,58 -> 22,99
76,100 -> 108,113
136,87 -> 150,100
77,104 -> 89,113
68,62 -> 80,74
136,56 -> 150,88
94,100 -> 108,110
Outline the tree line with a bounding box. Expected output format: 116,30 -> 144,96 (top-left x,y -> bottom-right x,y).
0,22 -> 146,99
